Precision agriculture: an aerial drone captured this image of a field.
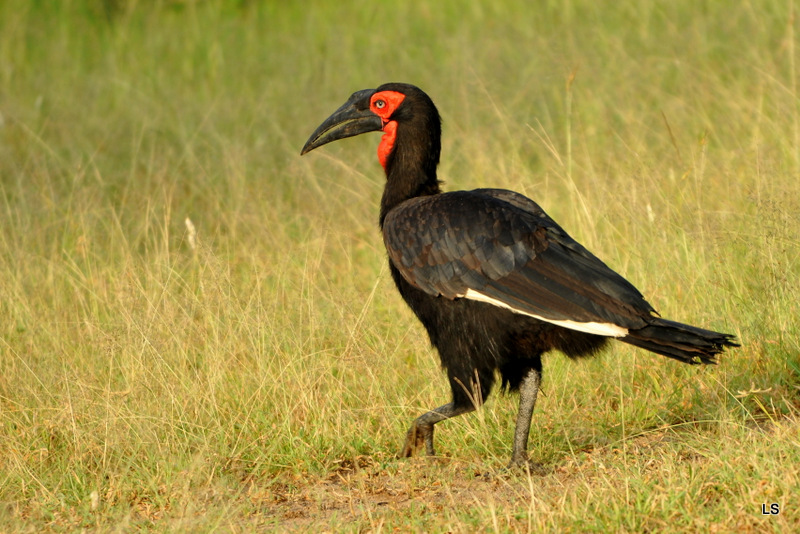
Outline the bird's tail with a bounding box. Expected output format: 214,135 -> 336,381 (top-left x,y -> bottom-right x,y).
622,318 -> 739,365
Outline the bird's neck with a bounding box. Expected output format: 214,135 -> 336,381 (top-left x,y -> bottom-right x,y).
379,169 -> 440,226
378,126 -> 441,227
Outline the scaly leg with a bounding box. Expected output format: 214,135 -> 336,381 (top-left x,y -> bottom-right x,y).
399,402 -> 475,458
509,368 -> 542,469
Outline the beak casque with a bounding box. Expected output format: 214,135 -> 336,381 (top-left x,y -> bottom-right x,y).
301,89 -> 383,155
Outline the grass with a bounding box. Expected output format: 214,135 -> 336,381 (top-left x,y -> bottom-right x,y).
0,0 -> 798,531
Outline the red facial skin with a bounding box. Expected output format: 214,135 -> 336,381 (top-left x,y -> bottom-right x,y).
370,91 -> 406,169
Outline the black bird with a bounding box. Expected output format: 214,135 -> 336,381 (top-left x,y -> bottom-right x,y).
301,83 -> 738,468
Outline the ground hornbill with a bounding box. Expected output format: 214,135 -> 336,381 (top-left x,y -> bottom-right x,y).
301,83 -> 738,468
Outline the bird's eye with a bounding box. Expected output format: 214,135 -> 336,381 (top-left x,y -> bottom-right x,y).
375,100 -> 386,109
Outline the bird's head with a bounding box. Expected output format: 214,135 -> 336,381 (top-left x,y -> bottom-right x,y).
301,83 -> 441,173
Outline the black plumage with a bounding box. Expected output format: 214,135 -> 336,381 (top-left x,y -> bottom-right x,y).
301,82 -> 738,467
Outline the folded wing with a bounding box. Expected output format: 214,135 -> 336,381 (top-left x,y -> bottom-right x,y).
382,189 -> 658,337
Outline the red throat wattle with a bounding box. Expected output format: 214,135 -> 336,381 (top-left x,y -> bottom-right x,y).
370,91 -> 406,170
378,122 -> 397,169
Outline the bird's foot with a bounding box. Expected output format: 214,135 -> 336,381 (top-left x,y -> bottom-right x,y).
398,421 -> 435,458
507,454 -> 547,475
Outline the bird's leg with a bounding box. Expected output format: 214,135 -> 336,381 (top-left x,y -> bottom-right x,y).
399,402 -> 474,458
509,368 -> 542,470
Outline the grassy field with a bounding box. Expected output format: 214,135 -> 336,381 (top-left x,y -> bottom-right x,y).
1,0 -> 799,531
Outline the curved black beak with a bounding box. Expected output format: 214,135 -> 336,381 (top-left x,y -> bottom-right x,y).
301,89 -> 383,155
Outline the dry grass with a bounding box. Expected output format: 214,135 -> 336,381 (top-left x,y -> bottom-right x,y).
1,0 -> 798,531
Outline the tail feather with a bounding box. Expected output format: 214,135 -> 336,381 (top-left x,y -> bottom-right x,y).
622,318 -> 739,365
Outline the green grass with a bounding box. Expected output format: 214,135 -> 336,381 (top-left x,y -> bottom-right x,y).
1,0 -> 798,531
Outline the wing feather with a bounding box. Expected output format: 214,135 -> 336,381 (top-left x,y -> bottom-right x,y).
383,189 -> 656,335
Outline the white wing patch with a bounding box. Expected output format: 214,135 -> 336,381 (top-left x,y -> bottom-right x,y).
461,289 -> 629,337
